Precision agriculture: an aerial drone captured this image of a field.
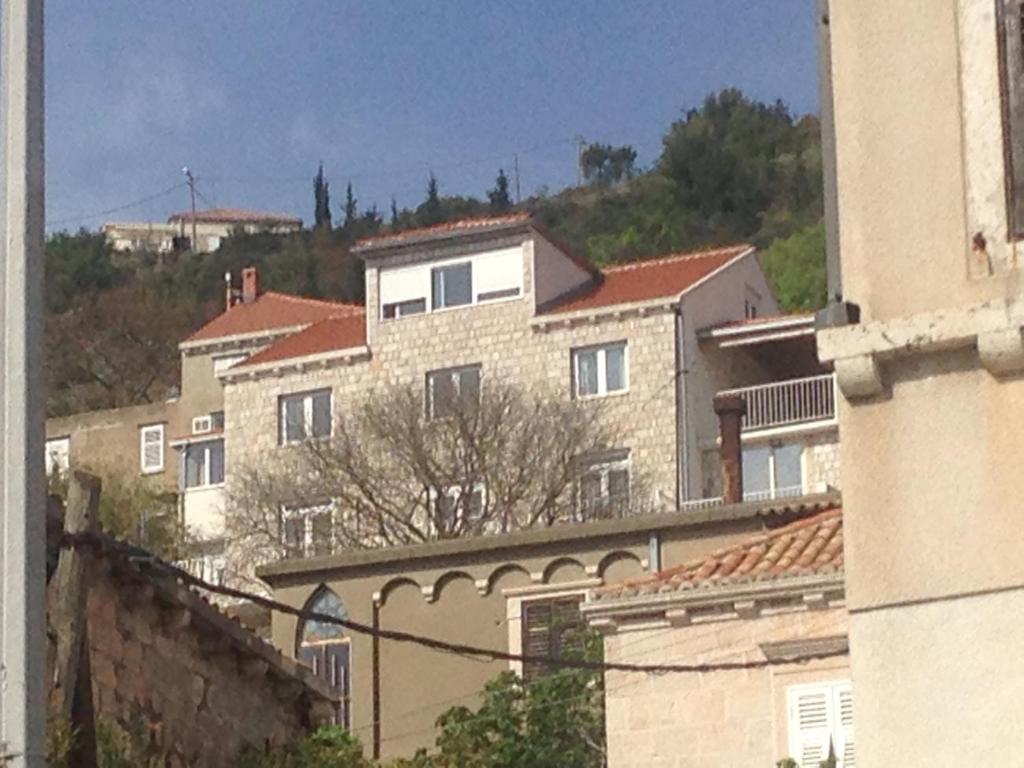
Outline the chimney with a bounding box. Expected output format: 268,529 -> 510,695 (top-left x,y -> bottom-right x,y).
241,266 -> 260,305
713,393 -> 747,505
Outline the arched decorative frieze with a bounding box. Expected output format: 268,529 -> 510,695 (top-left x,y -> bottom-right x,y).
597,550 -> 644,584
480,563 -> 532,596
541,557 -> 587,585
375,576 -> 423,607
426,570 -> 475,603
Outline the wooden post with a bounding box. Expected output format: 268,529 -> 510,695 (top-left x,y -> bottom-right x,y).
52,471 -> 101,767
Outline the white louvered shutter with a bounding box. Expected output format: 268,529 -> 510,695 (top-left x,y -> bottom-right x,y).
788,685 -> 832,768
140,425 -> 164,473
835,683 -> 855,766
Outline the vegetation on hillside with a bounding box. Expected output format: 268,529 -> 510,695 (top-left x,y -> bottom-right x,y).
45,88 -> 825,417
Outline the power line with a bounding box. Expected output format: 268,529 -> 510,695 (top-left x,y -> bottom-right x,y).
61,531 -> 847,676
48,182 -> 188,227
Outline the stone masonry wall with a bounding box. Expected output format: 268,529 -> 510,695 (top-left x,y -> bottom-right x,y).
79,568 -> 328,767
224,236 -> 681,543
804,428 -> 841,493
603,606 -> 849,768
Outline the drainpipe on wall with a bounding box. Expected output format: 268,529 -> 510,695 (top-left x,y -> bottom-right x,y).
713,394 -> 747,505
371,598 -> 381,761
673,303 -> 690,508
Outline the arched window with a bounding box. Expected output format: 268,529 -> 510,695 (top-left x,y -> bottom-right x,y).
297,587 -> 351,728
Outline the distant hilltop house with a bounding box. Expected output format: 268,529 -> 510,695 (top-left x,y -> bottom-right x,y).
102,207 -> 303,255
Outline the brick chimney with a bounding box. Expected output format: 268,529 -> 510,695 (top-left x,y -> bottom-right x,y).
241,266 -> 260,305
713,393 -> 747,505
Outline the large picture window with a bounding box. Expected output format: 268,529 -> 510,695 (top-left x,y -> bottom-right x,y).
426,365 -> 481,419
184,439 -> 225,489
431,262 -> 472,310
572,342 -> 627,398
742,442 -> 803,501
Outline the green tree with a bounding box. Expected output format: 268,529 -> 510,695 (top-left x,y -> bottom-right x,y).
759,222 -> 827,311
46,230 -> 125,313
488,169 -> 513,212
417,173 -> 443,226
390,197 -> 399,226
234,726 -> 371,768
344,182 -> 358,230
580,143 -> 637,187
314,163 -> 332,230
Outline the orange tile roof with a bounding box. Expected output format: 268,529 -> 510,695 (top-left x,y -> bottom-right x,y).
185,292 -> 362,343
597,507 -> 842,600
353,212 -> 533,251
168,207 -> 301,225
540,244 -> 753,315
239,312 -> 367,367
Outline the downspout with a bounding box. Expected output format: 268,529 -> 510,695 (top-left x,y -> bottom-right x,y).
673,302 -> 691,508
371,598 -> 381,760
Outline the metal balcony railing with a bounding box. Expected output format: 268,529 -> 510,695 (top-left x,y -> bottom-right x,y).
718,374 -> 836,433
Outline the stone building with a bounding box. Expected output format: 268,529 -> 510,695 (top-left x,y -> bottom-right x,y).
103,207 -> 302,255
257,493 -> 839,760
48,529 -> 336,767
583,506 -> 849,768
814,0 -> 1024,763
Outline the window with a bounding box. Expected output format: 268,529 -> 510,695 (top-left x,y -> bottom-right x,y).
1000,0 -> 1024,236
787,680 -> 854,767
382,298 -> 426,319
210,410 -> 225,430
279,389 -> 332,444
572,342 -> 627,398
431,262 -> 472,310
431,485 -> 486,533
298,589 -> 351,728
742,442 -> 803,501
140,424 -> 165,474
45,437 -> 70,476
426,365 -> 481,419
744,285 -> 761,319
520,595 -> 585,680
183,439 -> 225,489
281,502 -> 335,557
577,451 -> 630,518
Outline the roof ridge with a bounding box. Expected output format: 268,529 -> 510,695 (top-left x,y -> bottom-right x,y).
601,244 -> 751,274
354,212 -> 533,248
260,291 -> 363,312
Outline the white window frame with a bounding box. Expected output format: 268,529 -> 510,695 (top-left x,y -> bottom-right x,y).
139,423 -> 165,475
431,260 -> 473,311
281,501 -> 335,557
576,450 -> 631,517
182,439 -> 225,490
426,364 -> 482,420
786,679 -> 854,768
429,483 -> 487,531
571,342 -> 629,399
742,441 -> 805,502
279,389 -> 333,445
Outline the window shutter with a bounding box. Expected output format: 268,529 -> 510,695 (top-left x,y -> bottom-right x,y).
835,683 -> 855,766
141,426 -> 163,472
521,595 -> 584,680
788,686 -> 833,768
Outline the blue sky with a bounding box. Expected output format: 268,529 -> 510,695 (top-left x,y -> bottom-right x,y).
45,1 -> 818,232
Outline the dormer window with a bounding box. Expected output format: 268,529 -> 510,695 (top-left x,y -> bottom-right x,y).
431,262 -> 472,310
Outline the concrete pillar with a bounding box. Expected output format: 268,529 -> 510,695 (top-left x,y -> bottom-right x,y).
0,1 -> 47,765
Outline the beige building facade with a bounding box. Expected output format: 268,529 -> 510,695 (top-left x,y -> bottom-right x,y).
816,0 -> 1024,763
104,207 -> 301,255
584,507 -> 850,768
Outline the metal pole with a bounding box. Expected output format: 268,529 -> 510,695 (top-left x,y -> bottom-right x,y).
817,0 -> 842,303
0,1 -> 47,765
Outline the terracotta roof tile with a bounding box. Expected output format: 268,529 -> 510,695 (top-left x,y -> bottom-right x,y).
185,292 -> 361,343
540,244 -> 752,315
353,212 -> 533,251
168,207 -> 301,225
596,507 -> 842,600
239,312 -> 367,367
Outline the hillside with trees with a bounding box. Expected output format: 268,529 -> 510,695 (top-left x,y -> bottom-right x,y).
45,88 -> 825,417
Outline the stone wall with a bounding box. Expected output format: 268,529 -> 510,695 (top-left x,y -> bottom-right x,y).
57,550 -> 335,767
602,606 -> 849,768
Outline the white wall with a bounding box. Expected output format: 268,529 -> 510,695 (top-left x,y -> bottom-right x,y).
377,245 -> 524,317
183,485 -> 225,540
532,232 -> 593,309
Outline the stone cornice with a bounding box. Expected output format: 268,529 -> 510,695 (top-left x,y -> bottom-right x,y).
179,325 -> 309,356
530,299 -> 676,331
218,346 -> 372,384
581,572 -> 845,634
817,297 -> 1024,399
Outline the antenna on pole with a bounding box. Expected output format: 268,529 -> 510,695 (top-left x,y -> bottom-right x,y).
513,154 -> 521,204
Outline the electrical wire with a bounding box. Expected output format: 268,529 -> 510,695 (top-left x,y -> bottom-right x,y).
60,531 -> 847,677
48,182 -> 188,227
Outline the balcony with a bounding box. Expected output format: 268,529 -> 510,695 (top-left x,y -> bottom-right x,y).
718,374 -> 836,433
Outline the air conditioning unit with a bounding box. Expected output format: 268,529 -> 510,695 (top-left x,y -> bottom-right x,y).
192,415 -> 214,435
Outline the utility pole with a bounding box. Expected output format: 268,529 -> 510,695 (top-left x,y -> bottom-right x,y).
513,153 -> 521,204
183,166 -> 197,251
0,1 -> 47,766
575,135 -> 585,187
